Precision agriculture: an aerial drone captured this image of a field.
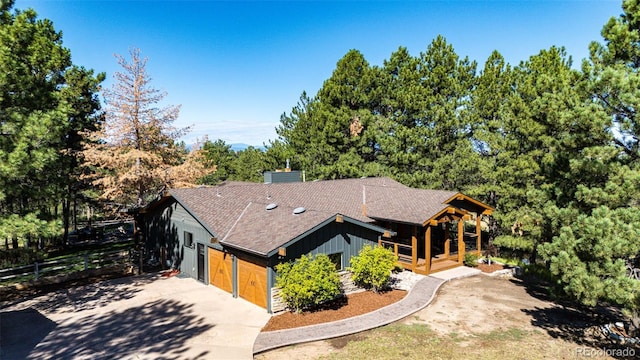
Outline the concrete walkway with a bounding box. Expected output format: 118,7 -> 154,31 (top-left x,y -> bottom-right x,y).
253,266 -> 480,354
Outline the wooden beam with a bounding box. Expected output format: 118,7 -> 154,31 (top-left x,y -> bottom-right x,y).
476,215 -> 482,254
336,214 -> 344,223
430,219 -> 438,226
438,216 -> 451,223
412,226 -> 417,270
446,193 -> 494,213
444,224 -> 450,258
458,220 -> 464,263
425,226 -> 431,275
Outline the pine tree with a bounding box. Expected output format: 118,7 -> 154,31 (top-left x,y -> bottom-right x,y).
82,48 -> 202,208
539,0 -> 640,333
0,1 -> 103,246
377,37 -> 478,189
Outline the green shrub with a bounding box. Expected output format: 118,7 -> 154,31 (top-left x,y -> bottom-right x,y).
349,245 -> 397,292
464,252 -> 480,267
275,253 -> 342,313
521,263 -> 556,283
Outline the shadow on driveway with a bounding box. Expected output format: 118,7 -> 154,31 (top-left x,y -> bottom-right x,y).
30,298 -> 212,359
1,308 -> 57,360
1,274 -> 215,359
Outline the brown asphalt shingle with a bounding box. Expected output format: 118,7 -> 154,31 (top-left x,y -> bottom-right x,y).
222,203 -> 335,255
365,186 -> 457,225
168,177 -> 460,255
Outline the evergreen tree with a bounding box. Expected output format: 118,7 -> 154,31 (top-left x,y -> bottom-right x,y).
484,47 -> 586,260
539,0 -> 640,333
0,1 -> 103,247
275,92 -> 318,175
276,50 -> 384,180
466,50 -> 515,246
199,139 -> 235,184
229,146 -> 268,183
377,37 -> 478,189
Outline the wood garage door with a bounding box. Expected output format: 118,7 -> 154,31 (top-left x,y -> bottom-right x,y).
208,248 -> 232,293
238,259 -> 267,308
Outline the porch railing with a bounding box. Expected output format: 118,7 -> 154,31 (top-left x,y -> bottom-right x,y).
378,239 -> 416,269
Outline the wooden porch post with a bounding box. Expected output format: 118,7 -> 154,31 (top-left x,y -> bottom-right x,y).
425,226 -> 431,275
458,219 -> 464,263
411,225 -> 417,271
476,215 -> 482,255
444,223 -> 450,258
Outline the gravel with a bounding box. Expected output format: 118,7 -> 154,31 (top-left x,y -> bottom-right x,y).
390,270 -> 427,291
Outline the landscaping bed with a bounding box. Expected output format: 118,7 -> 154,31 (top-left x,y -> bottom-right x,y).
257,275 -> 634,360
262,289 -> 407,332
477,262 -> 505,273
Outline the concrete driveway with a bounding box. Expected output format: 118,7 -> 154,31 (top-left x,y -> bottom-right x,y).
0,273 -> 271,359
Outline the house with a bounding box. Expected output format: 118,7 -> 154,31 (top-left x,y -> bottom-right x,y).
139,176 -> 492,312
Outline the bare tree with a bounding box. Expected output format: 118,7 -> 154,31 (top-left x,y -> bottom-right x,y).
82,48 -> 205,209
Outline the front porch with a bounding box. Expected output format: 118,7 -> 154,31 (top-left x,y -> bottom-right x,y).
377,208 -> 486,276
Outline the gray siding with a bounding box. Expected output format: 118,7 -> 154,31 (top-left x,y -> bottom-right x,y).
267,221 -> 380,285
145,199 -> 382,313
144,201 -> 215,280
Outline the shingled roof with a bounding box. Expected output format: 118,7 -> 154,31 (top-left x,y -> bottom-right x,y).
166,177 -> 472,256
365,186 -> 457,225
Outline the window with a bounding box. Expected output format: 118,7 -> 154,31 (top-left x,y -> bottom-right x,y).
328,252 -> 343,271
184,231 -> 194,248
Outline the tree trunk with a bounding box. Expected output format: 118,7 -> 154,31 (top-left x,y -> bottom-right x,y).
62,195 -> 70,246
629,311 -> 640,338
73,195 -> 78,231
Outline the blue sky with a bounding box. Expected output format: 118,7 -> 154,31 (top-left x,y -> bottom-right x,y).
19,0 -> 623,146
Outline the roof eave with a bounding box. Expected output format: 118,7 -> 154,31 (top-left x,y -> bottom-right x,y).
265,213 -> 393,258
422,206 -> 469,227
167,190 -> 219,239
445,193 -> 494,215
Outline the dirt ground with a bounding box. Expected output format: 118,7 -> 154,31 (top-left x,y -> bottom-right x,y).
256,274 -> 633,359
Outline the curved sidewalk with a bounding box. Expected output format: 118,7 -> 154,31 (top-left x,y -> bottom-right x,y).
253,266 -> 480,354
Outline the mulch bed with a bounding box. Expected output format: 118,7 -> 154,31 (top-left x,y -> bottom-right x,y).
261,289 -> 407,332
477,262 -> 505,273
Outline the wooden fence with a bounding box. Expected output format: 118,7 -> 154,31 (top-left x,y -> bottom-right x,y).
0,249 -> 131,283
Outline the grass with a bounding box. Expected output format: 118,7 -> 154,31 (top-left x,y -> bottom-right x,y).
0,240 -> 133,286
487,256 -> 520,266
46,240 -> 133,261
318,324 -> 589,360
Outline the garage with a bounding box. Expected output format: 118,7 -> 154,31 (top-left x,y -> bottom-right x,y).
208,248 -> 232,293
237,258 -> 267,308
